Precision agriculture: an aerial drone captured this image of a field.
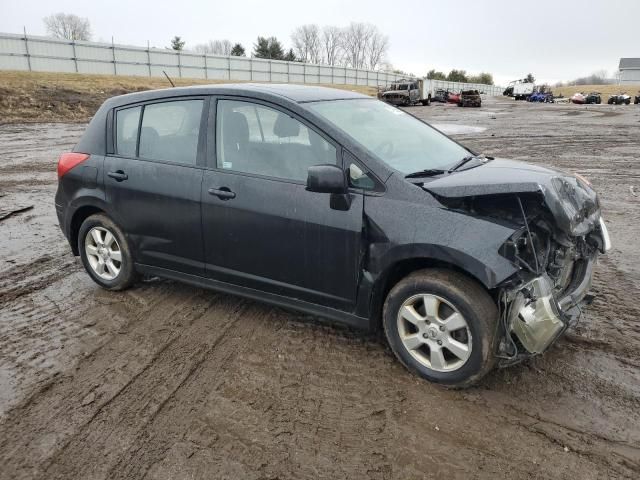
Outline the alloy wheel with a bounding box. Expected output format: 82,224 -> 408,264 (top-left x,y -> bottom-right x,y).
396,294 -> 472,372
84,226 -> 122,280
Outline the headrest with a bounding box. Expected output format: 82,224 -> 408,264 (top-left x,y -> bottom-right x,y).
226,111 -> 249,140
273,113 -> 300,138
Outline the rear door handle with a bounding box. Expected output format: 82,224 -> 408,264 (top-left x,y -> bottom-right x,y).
107,170 -> 128,182
208,187 -> 236,200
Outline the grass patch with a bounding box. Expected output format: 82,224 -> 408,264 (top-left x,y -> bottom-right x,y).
553,84 -> 640,99
0,70 -> 377,124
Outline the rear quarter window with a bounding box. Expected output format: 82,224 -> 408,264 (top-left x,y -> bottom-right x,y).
115,106 -> 141,157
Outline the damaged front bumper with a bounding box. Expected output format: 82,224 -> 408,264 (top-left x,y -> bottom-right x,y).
502,217 -> 610,359
507,259 -> 593,355
381,94 -> 409,105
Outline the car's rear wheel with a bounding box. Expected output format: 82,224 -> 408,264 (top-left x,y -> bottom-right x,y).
78,214 -> 137,290
383,269 -> 498,388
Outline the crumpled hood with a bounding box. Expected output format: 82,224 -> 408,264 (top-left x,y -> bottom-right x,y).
422,158 -> 601,236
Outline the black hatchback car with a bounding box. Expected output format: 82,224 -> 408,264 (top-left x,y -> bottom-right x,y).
56,84 -> 610,388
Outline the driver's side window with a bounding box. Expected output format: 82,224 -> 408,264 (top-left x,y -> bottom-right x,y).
216,99 -> 337,182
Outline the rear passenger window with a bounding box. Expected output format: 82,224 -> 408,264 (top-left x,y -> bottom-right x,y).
139,100 -> 203,165
115,106 -> 141,157
216,100 -> 336,182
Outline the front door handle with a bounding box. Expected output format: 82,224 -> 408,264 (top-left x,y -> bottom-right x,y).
208,187 -> 236,200
107,170 -> 128,182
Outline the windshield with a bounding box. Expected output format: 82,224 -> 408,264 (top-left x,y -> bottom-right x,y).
308,99 -> 470,174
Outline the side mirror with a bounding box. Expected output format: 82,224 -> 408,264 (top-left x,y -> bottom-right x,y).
306,164 -> 347,194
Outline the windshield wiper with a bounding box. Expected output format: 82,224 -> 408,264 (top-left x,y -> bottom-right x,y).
448,154 -> 487,173
405,169 -> 447,179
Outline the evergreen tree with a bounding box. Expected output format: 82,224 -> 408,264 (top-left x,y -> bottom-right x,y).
253,36 -> 285,60
230,43 -> 245,56
283,49 -> 297,62
170,36 -> 185,51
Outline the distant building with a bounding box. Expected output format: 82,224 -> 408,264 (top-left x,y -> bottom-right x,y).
619,58 -> 640,84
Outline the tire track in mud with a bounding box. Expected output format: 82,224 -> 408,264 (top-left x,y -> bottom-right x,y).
39,311 -> 629,479
39,298 -> 251,480
0,253 -> 80,304
101,303 -> 283,480
575,256 -> 640,359
0,284 -> 240,480
510,407 -> 640,474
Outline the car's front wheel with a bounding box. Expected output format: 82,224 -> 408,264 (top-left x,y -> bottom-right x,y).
78,213 -> 137,290
383,269 -> 498,388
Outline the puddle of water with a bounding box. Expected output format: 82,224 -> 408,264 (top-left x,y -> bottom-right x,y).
432,123 -> 487,135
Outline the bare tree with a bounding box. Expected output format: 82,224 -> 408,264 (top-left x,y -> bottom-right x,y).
342,22 -> 377,69
43,13 -> 91,41
321,26 -> 343,66
291,24 -> 321,64
290,22 -> 391,70
365,30 -> 388,70
194,39 -> 233,56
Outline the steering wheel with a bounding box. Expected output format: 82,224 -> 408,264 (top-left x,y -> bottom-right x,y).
374,140 -> 394,157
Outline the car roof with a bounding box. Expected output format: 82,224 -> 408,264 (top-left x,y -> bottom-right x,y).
105,83 -> 370,108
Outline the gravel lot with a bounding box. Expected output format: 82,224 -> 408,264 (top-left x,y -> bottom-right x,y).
1,97 -> 639,479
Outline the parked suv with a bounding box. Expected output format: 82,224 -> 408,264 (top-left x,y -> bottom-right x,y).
380,81 -> 420,106
56,84 -> 610,388
458,90 -> 481,107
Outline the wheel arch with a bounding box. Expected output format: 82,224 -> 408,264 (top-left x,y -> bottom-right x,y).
368,255 -> 497,333
69,205 -> 107,255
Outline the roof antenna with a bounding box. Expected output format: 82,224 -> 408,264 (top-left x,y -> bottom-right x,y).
162,70 -> 175,87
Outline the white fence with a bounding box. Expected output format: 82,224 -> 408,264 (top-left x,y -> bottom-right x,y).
0,32 -> 407,87
0,32 -> 503,94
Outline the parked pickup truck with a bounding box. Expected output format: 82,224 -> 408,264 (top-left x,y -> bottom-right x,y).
381,79 -> 432,106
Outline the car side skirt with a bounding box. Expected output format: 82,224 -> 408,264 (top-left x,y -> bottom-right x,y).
135,264 -> 371,331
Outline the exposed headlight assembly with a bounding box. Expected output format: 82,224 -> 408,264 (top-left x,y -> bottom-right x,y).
549,175 -> 600,236
508,275 -> 565,354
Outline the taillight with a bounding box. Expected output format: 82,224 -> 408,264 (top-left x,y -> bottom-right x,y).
57,152 -> 89,178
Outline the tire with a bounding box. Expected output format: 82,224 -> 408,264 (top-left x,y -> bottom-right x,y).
383,269 -> 498,388
78,213 -> 137,291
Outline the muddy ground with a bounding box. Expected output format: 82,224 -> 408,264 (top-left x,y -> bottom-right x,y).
1,97 -> 639,479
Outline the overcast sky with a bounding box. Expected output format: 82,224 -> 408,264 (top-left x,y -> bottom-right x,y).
2,0 -> 638,85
